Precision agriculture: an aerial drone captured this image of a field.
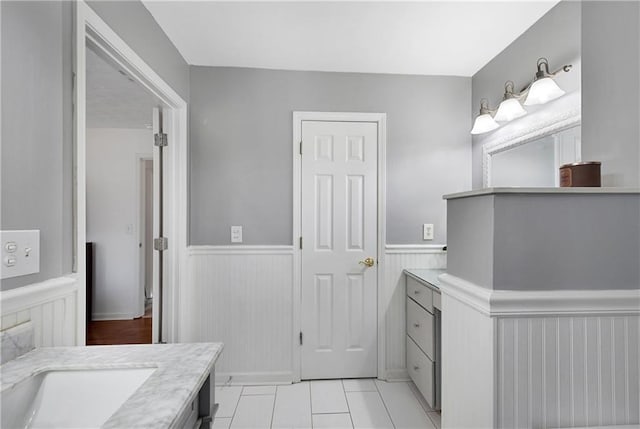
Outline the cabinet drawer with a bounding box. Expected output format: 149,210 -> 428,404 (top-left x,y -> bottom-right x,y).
406,277 -> 433,312
407,336 -> 435,408
406,297 -> 434,360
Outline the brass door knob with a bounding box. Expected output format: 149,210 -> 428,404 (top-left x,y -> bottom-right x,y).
359,257 -> 375,267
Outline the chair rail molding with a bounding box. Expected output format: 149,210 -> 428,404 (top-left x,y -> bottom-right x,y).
439,273 -> 640,316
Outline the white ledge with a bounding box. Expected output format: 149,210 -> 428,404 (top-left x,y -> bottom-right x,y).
443,187 -> 640,200
438,273 -> 640,317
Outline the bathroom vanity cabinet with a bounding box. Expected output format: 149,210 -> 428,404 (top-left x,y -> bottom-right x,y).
404,269 -> 443,411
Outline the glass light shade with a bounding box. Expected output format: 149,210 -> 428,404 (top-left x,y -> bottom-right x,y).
470,113 -> 499,135
494,98 -> 527,122
524,77 -> 565,106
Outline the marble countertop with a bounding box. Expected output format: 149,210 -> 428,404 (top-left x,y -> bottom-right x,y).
0,342 -> 223,428
443,187 -> 640,200
404,268 -> 446,292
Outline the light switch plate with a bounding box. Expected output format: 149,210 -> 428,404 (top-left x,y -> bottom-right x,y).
423,224 -> 434,241
231,226 -> 243,243
1,230 -> 40,279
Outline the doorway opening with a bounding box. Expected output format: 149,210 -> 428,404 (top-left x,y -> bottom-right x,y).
84,45 -> 160,345
75,3 -> 188,345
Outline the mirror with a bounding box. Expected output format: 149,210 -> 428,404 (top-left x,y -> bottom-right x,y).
482,90 -> 581,187
491,125 -> 581,187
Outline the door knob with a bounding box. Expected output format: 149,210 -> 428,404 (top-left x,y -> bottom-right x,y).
359,257 -> 375,267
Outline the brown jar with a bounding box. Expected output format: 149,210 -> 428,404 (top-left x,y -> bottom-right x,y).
559,161 -> 601,187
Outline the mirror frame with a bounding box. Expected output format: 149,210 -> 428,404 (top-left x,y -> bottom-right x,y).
482,91 -> 581,187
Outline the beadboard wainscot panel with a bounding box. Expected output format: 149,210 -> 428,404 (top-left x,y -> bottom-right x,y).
184,246 -> 294,383
497,315 -> 640,429
383,245 -> 446,379
439,273 -> 640,429
0,276 -> 78,347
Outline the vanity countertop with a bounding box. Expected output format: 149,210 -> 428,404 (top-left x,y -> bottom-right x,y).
404,269 -> 446,292
0,342 -> 223,429
443,187 -> 640,200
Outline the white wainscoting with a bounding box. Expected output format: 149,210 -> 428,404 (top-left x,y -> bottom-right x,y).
183,244 -> 446,383
0,276 -> 78,347
382,245 -> 447,379
183,246 -> 295,383
439,273 -> 640,429
497,315 -> 640,429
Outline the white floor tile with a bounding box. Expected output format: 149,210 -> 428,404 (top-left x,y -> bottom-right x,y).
213,417 -> 232,429
230,395 -> 275,429
310,380 -> 349,414
375,381 -> 435,429
312,413 -> 353,429
242,385 -> 277,395
342,379 -> 377,392
271,382 -> 312,429
345,391 -> 394,429
215,385 -> 243,418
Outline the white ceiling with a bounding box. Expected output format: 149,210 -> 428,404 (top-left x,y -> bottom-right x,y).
142,1 -> 559,76
86,47 -> 159,129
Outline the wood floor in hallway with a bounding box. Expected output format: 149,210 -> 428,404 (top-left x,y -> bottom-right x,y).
87,305 -> 152,345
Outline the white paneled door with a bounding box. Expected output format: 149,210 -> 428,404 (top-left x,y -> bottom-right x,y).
301,120 -> 378,379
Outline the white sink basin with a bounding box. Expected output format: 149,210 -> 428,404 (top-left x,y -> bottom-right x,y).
1,367 -> 156,429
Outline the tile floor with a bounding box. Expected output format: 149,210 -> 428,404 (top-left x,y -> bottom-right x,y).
214,379 -> 440,429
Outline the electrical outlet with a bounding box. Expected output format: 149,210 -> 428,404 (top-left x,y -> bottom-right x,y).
423,224 -> 434,241
231,226 -> 243,243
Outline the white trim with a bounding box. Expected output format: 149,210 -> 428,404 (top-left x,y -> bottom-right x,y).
188,245 -> 294,256
91,312 -> 137,321
135,153 -> 153,319
439,273 -> 640,317
0,276 -> 78,316
481,91 -> 581,187
75,2 -> 188,344
215,372 -> 294,386
292,111 -> 388,381
384,369 -> 410,381
385,244 -> 447,254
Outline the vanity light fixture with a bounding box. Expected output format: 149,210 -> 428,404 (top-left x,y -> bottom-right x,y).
471,57 -> 572,135
494,81 -> 527,122
524,58 -> 572,106
470,99 -> 499,135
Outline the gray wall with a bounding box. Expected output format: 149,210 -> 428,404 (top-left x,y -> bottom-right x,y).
1,0 -> 188,290
581,1 -> 640,187
447,192 -> 640,290
471,1 -> 582,188
1,1 -> 73,290
189,67 -> 471,245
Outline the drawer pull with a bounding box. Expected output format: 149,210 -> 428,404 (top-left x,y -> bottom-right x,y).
414,290 -> 420,294
413,323 -> 420,328
413,366 -> 420,371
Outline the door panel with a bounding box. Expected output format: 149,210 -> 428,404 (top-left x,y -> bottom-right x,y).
301,120 -> 378,379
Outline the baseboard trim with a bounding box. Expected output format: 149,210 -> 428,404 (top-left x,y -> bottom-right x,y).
439,273 -> 640,316
384,368 -> 410,381
91,313 -> 136,321
214,371 -> 294,385
188,245 -> 294,256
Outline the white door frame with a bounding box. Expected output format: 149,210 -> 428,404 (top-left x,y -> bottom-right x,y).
74,1 -> 188,344
135,153 -> 153,318
292,111 -> 387,382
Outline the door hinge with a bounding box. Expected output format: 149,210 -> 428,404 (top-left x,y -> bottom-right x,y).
299,236 -> 303,249
154,133 -> 168,147
299,141 -> 303,155
153,237 -> 168,251
299,332 -> 303,345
